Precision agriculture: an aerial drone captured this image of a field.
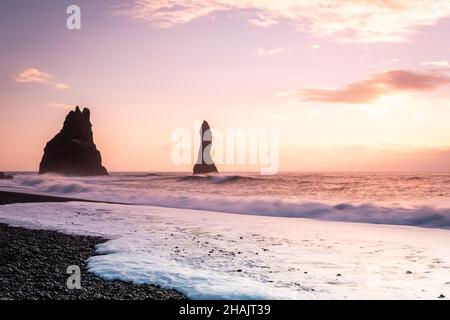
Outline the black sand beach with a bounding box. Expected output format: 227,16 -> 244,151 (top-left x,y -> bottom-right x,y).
0,191 -> 186,300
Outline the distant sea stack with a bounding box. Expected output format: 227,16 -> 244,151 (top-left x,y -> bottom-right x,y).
39,106 -> 108,176
193,120 -> 219,175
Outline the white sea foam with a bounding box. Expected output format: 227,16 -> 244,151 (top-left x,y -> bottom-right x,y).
0,202 -> 449,299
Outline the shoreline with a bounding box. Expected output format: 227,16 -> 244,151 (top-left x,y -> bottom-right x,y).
2,190 -> 450,299
0,191 -> 186,300
0,190 -> 129,206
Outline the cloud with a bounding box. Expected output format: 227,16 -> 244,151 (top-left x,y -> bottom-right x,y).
14,68 -> 69,90
255,47 -> 290,57
114,0 -> 450,43
271,112 -> 289,121
298,69 -> 450,104
421,60 -> 449,68
248,13 -> 278,28
54,83 -> 70,90
47,103 -> 73,109
310,44 -> 321,50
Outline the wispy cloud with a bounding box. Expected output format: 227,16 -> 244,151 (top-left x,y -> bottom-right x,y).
255,47 -> 290,58
113,0 -> 450,43
298,69 -> 450,104
14,68 -> 69,90
47,103 -> 73,110
248,13 -> 278,28
421,60 -> 449,68
271,112 -> 289,121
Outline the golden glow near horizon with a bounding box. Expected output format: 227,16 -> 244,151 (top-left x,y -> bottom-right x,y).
1,0 -> 450,172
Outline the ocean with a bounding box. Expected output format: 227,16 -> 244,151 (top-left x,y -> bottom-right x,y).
2,172 -> 450,229
1,172 -> 450,299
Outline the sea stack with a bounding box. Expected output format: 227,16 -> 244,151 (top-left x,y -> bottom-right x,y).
193,120 -> 219,175
39,106 -> 108,176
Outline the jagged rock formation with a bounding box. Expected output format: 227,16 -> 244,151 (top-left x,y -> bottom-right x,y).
193,120 -> 218,175
0,172 -> 13,180
39,106 -> 108,176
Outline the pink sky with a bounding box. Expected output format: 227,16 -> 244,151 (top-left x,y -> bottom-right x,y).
1,0 -> 450,172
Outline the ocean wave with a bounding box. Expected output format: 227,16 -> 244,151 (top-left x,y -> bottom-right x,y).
179,174 -> 258,184
121,173 -> 163,178
405,176 -> 425,181
6,174 -> 94,194
3,173 -> 450,230
143,197 -> 450,229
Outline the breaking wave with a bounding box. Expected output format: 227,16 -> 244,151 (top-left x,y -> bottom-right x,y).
179,174 -> 258,184
2,173 -> 450,230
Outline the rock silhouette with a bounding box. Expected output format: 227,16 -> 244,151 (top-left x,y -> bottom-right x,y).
0,172 -> 13,180
39,106 -> 108,176
193,120 -> 218,174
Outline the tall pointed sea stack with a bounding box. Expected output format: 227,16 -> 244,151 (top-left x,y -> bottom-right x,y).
39,106 -> 108,176
193,120 -> 218,175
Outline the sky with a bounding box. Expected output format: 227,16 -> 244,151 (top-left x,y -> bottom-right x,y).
2,0 -> 450,172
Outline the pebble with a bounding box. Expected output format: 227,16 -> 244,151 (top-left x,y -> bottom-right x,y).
0,223 -> 185,300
